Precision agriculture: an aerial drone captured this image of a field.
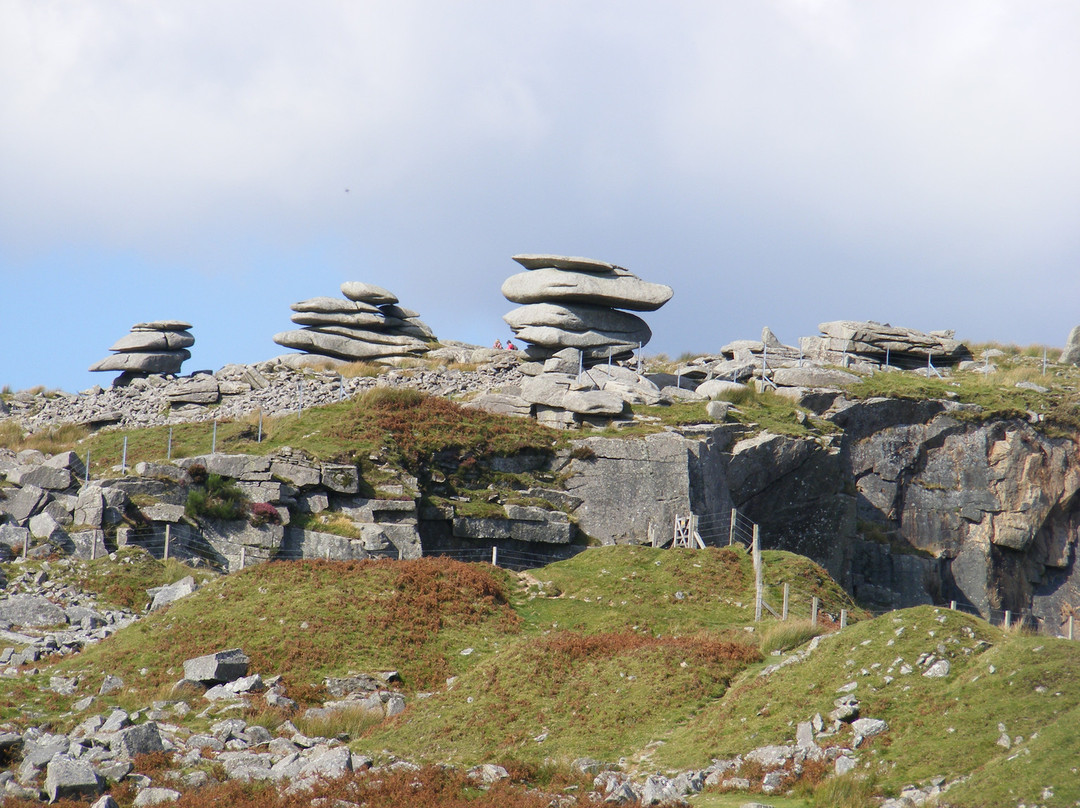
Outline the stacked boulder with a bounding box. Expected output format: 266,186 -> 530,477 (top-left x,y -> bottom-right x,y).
88,321 -> 193,377
273,282 -> 435,363
1060,325 -> 1080,365
501,254 -> 672,363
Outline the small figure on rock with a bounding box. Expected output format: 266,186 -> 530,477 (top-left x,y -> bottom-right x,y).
506,340 -> 517,351
493,339 -> 503,350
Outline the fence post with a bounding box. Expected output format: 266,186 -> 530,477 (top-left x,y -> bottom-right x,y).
121,436 -> 128,474
782,583 -> 789,621
90,534 -> 97,561
167,426 -> 173,460
239,547 -> 246,570
729,509 -> 737,546
1004,610 -> 1012,630
950,600 -> 956,610
811,596 -> 819,626
325,547 -> 330,561
1069,616 -> 1074,641
491,546 -> 498,567
297,381 -> 303,415
211,421 -> 217,454
752,524 -> 762,622
23,530 -> 29,558
164,524 -> 171,561
840,609 -> 848,630
85,451 -> 91,484
258,412 -> 263,443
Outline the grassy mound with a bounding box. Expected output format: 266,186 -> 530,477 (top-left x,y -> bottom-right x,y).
62,557 -> 522,702
364,630 -> 759,766
654,605 -> 1080,805
513,545 -> 860,637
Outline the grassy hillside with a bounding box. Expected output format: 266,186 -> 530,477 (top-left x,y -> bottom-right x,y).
3,546 -> 1080,806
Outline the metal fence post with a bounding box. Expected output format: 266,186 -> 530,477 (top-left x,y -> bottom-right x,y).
23,531 -> 29,558
753,524 -> 762,622
258,412 -> 263,443
85,451 -> 91,484
1004,610 -> 1012,630
90,534 -> 97,561
492,546 -> 498,567
782,583 -> 789,621
239,547 -> 246,570
811,596 -> 819,627
211,421 -> 217,454
164,524 -> 171,561
729,509 -> 737,546
950,600 -> 956,610
1069,616 -> 1074,641
840,609 -> 848,629
167,426 -> 173,460
121,436 -> 128,474
297,381 -> 303,414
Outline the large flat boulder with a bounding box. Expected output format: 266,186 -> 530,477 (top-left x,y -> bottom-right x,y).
501,268 -> 673,312
504,302 -> 651,337
340,281 -> 398,305
1060,325 -> 1080,365
110,330 -> 194,353
183,649 -> 250,684
512,254 -> 624,273
289,311 -> 393,329
45,754 -> 102,803
0,594 -> 68,627
290,297 -> 382,314
89,350 -> 190,374
513,325 -> 650,351
272,330 -> 428,360
132,320 -> 192,331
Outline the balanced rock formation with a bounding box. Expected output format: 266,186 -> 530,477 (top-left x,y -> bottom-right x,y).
89,321 -> 193,376
273,282 -> 435,363
501,254 -> 672,363
800,321 -> 972,369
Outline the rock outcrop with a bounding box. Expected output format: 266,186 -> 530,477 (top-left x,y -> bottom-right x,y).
801,321 -> 973,369
1060,325 -> 1080,365
273,282 -> 435,363
89,321 -> 194,377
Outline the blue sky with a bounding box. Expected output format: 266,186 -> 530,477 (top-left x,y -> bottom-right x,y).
2,1 -> 1079,393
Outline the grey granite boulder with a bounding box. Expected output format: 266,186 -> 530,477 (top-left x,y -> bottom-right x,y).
113,722 -> 165,757
111,330 -> 194,352
148,576 -> 198,611
89,350 -> 191,374
501,267 -> 673,312
1060,325 -> 1080,365
291,297 -> 382,314
45,754 -> 102,803
0,594 -> 68,627
771,366 -> 860,389
340,281 -> 398,305
183,648 -> 250,684
503,303 -> 651,337
272,329 -> 426,360
512,254 -> 624,272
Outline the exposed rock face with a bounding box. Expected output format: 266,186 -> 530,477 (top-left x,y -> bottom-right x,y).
89,321 -> 193,376
502,266 -> 673,312
273,282 -> 435,363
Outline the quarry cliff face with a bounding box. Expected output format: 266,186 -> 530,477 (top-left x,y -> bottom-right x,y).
562,398 -> 1080,634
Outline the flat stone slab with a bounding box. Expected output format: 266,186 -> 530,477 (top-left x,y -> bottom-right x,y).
273,330 -> 429,360
340,281 -> 398,305
45,754 -> 103,803
290,311 -> 393,329
89,350 -> 190,374
290,297 -> 382,314
504,303 -> 651,337
111,330 -> 194,353
132,320 -> 192,331
0,594 -> 69,627
501,268 -> 673,312
512,325 -> 650,351
512,254 -> 624,273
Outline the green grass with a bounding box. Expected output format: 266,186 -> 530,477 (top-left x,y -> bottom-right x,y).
2,548 -> 1078,805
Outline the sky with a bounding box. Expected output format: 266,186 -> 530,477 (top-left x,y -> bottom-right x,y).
2,0 -> 1079,393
